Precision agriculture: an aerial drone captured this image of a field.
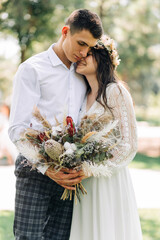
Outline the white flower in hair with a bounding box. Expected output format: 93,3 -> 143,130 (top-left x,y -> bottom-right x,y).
96,34 -> 121,70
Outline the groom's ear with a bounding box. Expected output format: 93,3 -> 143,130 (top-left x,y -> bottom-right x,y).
62,26 -> 70,37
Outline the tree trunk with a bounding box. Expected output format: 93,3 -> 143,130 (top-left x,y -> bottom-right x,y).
99,0 -> 105,20
21,48 -> 26,63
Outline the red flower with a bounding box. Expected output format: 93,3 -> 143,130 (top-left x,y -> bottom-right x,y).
38,132 -> 49,142
66,116 -> 76,137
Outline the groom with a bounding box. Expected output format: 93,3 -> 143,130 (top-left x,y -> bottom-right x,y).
9,9 -> 103,240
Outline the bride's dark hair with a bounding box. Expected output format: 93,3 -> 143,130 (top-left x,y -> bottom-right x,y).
85,46 -> 118,109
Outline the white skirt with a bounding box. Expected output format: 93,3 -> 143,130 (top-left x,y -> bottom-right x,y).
70,167 -> 143,240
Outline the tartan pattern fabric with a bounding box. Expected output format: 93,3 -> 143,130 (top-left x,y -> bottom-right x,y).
14,155 -> 73,240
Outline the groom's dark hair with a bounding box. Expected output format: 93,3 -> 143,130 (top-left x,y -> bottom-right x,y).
65,9 -> 103,39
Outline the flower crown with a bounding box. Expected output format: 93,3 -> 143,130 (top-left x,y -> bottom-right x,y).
95,35 -> 121,70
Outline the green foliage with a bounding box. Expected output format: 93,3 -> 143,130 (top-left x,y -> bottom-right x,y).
86,0 -> 160,106
0,0 -> 56,61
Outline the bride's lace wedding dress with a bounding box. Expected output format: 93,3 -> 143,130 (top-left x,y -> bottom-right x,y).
69,82 -> 143,240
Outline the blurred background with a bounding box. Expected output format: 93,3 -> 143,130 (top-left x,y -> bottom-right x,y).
0,0 -> 160,239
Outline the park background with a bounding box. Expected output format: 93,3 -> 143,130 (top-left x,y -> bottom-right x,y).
0,0 -> 160,239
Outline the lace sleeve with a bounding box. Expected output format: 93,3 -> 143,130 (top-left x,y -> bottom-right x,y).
82,83 -> 138,177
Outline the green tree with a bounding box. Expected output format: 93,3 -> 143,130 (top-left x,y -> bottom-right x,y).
86,0 -> 160,106
0,0 -> 86,63
0,0 -> 56,62
0,0 -> 85,101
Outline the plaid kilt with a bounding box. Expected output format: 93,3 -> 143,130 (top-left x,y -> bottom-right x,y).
14,154 -> 73,240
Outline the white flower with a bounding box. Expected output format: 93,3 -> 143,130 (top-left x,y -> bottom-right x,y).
71,143 -> 77,151
111,50 -> 118,58
65,148 -> 74,155
98,34 -> 121,69
110,40 -> 115,50
52,130 -> 57,137
52,125 -> 62,136
112,58 -> 121,66
64,142 -> 72,150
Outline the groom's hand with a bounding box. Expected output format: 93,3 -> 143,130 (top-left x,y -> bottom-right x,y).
45,167 -> 85,190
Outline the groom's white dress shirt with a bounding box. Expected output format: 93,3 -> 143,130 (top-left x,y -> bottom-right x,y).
9,44 -> 87,173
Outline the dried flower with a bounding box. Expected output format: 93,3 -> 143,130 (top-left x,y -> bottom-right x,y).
44,139 -> 62,161
66,116 -> 76,136
95,34 -> 121,70
32,106 -> 52,129
16,107 -> 121,203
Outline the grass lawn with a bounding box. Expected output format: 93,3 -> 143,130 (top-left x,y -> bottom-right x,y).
129,152 -> 160,171
0,211 -> 14,240
0,209 -> 160,240
139,209 -> 160,240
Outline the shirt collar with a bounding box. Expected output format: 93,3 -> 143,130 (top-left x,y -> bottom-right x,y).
48,44 -> 75,71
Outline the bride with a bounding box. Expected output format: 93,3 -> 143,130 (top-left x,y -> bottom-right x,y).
69,35 -> 143,240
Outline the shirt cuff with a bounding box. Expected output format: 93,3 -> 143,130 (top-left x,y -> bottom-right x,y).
37,164 -> 50,175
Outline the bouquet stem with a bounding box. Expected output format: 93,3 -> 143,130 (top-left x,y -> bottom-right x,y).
61,183 -> 87,204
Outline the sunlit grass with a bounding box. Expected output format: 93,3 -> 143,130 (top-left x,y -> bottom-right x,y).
0,211 -> 14,240
129,153 -> 160,171
0,210 -> 160,240
139,209 -> 160,240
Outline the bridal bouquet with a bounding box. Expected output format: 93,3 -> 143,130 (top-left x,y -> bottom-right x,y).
16,107 -> 121,203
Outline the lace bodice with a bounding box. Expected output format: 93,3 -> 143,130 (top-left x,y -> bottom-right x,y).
80,82 -> 138,177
